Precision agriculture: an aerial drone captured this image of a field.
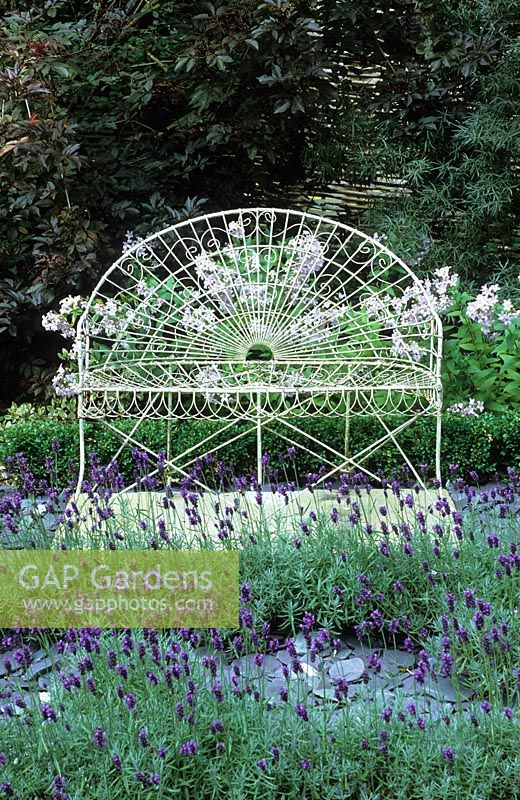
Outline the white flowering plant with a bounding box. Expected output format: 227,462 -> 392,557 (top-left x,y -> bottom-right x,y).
42,224 -> 519,413
442,282 -> 520,412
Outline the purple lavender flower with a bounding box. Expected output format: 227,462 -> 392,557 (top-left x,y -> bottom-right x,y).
257,758 -> 268,772
13,646 -> 32,669
442,746 -> 455,762
240,608 -> 254,628
51,775 -> 68,800
212,682 -> 224,702
2,657 -> 13,676
92,726 -> 106,749
368,652 -> 381,674
179,740 -> 198,757
301,758 -> 311,770
463,588 -> 476,608
379,540 -> 390,557
388,618 -> 399,634
271,745 -> 281,762
138,727 -> 148,747
295,703 -> 309,721
148,773 -> 160,786
112,753 -> 122,771
210,719 -> 224,734
40,702 -> 58,722
441,651 -> 453,677
334,678 -> 349,701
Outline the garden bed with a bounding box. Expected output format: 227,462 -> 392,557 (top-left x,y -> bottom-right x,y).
0,454 -> 518,798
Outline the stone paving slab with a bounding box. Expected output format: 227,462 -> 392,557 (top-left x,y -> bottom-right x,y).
60,487 -> 455,545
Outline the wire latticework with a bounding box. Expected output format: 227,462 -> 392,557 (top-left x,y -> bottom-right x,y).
76,208 -> 443,492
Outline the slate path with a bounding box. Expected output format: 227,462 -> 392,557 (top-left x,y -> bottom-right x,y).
0,632 -> 478,720
224,635 -> 474,714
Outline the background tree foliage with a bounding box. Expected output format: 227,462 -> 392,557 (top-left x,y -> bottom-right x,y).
311,0 -> 520,280
0,0 -> 518,405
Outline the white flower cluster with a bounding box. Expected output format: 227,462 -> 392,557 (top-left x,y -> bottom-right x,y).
467,284 -> 520,335
466,284 -> 500,335
221,244 -> 242,265
192,362 -> 312,402
497,299 -> 520,327
287,231 -> 325,286
287,300 -> 348,345
181,295 -> 218,333
194,364 -> 225,385
390,330 -> 426,362
67,338 -> 83,361
90,299 -> 130,337
134,280 -> 153,298
194,252 -> 238,310
42,295 -> 86,339
447,399 -> 485,416
122,230 -> 148,258
192,363 -> 240,406
237,283 -> 270,307
365,267 -> 458,329
52,365 -> 79,397
228,221 -> 244,239
428,267 -> 458,307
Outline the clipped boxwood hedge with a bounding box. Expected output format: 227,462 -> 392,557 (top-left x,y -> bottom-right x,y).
0,413 -> 518,485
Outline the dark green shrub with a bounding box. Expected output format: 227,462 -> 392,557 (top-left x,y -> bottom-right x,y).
1,413 -> 518,485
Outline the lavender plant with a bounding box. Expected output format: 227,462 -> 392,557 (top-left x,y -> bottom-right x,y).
0,451 -> 518,799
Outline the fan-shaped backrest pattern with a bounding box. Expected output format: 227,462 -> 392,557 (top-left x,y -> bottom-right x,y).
78,209 -> 441,385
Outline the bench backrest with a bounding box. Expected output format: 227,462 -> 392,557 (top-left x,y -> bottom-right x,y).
77,208 -> 442,388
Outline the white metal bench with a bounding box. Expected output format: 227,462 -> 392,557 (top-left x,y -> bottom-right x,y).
76,208 -> 443,492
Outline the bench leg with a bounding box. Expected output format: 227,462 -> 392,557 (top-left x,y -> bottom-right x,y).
256,392 -> 262,486
75,415 -> 86,502
435,404 -> 442,485
344,393 -> 351,460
